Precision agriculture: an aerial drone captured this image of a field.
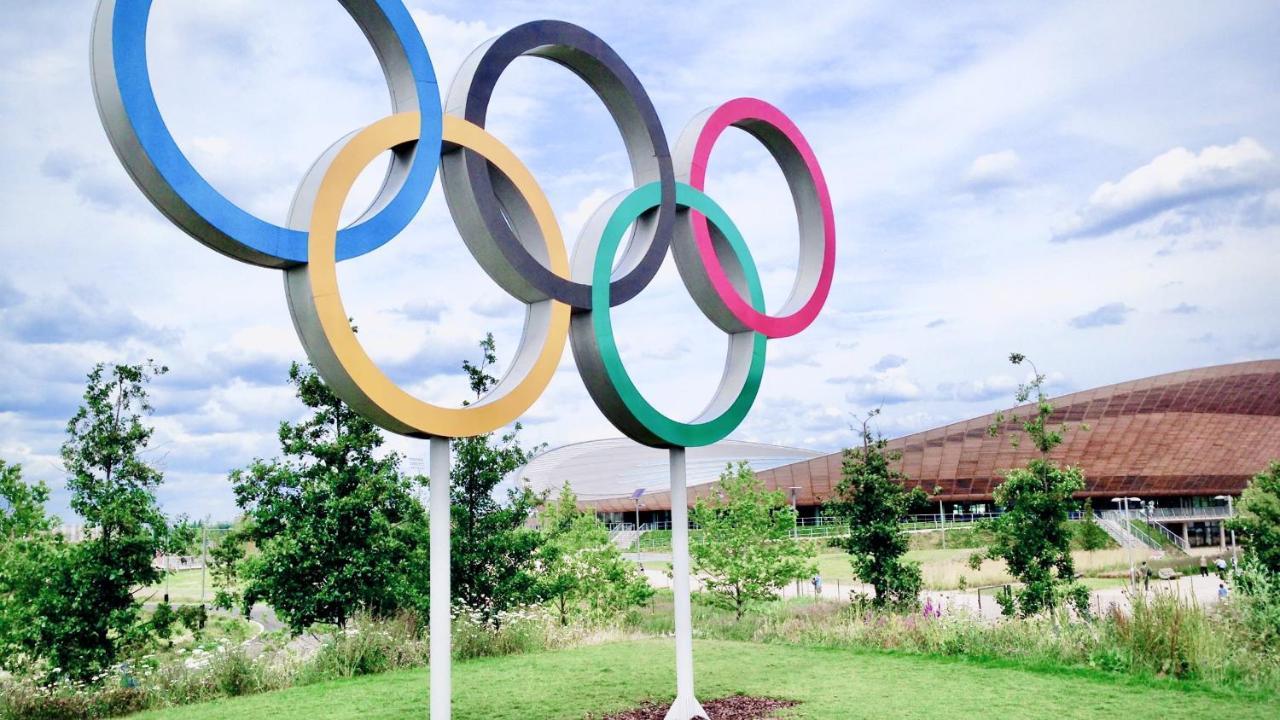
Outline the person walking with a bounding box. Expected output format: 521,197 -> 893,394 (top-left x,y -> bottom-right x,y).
1215,556 -> 1228,575
811,574 -> 823,597
1218,583 -> 1229,600
1199,555 -> 1208,577
1140,561 -> 1150,591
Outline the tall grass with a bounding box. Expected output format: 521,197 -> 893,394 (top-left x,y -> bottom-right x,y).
5,590 -> 1278,719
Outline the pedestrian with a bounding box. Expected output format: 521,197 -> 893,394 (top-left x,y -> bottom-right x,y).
1140,560 -> 1150,591
812,574 -> 823,597
1215,556 -> 1227,574
1218,583 -> 1229,600
1199,555 -> 1208,577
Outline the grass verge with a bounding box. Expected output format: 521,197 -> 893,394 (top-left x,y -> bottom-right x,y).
124,639 -> 1280,720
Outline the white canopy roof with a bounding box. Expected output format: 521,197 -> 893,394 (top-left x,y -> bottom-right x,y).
516,438 -> 821,502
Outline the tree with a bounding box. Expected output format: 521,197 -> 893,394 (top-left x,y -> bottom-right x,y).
0,363 -> 188,680
0,459 -> 59,670
827,410 -> 926,609
228,362 -> 429,633
1230,461 -> 1280,574
1075,498 -> 1111,552
208,524 -> 246,612
983,354 -> 1089,617
537,483 -> 652,625
689,462 -> 815,619
449,334 -> 547,625
0,459 -> 54,540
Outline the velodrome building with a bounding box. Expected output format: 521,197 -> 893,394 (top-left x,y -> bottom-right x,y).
520,360 -> 1280,548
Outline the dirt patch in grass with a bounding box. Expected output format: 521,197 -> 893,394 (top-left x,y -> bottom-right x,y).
592,695 -> 798,719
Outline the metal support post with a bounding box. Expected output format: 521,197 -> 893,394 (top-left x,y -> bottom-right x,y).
430,438 -> 451,720
665,448 -> 707,720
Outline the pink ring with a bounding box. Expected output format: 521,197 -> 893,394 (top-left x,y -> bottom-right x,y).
680,98 -> 835,338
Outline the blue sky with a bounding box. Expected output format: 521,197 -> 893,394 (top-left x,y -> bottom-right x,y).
1,1 -> 1277,522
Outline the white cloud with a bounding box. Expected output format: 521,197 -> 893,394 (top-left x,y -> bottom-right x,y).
832,369 -> 923,406
1,1 -> 1276,520
1054,137 -> 1277,240
1069,302 -> 1133,329
965,150 -> 1023,189
871,354 -> 908,372
937,375 -> 1018,403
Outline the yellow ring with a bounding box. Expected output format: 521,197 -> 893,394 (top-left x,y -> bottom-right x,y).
284,112 -> 570,438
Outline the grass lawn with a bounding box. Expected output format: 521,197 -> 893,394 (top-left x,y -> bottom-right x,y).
127,639 -> 1278,720
138,568 -> 213,605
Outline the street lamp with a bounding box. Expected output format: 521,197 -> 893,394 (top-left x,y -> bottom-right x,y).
630,488 -> 646,562
1214,494 -> 1238,566
1111,496 -> 1142,585
788,487 -> 802,538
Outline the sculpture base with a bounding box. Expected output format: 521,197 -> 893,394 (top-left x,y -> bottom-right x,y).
663,694 -> 708,720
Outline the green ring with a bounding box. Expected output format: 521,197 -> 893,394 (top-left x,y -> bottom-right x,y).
591,181 -> 767,447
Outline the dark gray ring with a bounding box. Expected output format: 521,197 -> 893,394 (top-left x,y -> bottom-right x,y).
441,20 -> 675,309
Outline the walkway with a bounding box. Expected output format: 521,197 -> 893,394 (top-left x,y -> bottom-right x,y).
638,560 -> 1230,619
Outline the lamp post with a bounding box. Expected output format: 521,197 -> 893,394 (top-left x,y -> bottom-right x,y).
938,499 -> 946,550
789,486 -> 801,539
1111,496 -> 1142,585
1214,494 -> 1238,566
630,488 -> 646,562
634,499 -> 644,561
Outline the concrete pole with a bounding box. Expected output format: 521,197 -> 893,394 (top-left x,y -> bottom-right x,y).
939,500 -> 946,550
200,519 -> 208,604
1227,495 -> 1238,565
635,499 -> 643,562
1124,499 -> 1134,586
665,448 -> 707,720
429,437 -> 452,720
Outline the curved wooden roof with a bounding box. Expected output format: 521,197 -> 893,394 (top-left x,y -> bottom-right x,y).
583,360 -> 1280,512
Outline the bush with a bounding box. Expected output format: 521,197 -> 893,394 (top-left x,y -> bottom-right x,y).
299,613 -> 427,683
452,607 -> 556,661
1228,558 -> 1280,651
1105,591 -> 1213,678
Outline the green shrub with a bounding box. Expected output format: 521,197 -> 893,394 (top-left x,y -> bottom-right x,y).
300,613 -> 427,683
1106,591 -> 1212,678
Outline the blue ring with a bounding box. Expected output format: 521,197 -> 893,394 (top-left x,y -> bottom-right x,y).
109,0 -> 441,264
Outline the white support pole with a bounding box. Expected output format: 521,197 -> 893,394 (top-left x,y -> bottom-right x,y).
1227,495 -> 1238,566
665,448 -> 707,720
938,500 -> 946,550
429,437 -> 451,720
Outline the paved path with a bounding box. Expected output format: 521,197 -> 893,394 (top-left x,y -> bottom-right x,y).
639,562 -> 1231,619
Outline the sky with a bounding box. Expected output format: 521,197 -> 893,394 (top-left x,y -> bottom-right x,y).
1,1 -> 1277,522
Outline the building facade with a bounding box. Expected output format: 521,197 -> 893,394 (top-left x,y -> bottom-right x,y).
555,361 -> 1279,544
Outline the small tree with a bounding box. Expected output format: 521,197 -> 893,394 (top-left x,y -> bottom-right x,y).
984,354 -> 1089,617
229,362 -> 429,632
538,483 -> 652,625
450,334 -> 547,626
1230,461 -> 1280,574
1075,499 -> 1111,552
208,525 -> 246,612
0,363 -> 190,680
827,409 -> 925,609
690,462 -> 815,619
0,460 -> 59,670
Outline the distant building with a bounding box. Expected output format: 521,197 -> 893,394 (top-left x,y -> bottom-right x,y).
524,360 -> 1279,547
518,438 -> 820,527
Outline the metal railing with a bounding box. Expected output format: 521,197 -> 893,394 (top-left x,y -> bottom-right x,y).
1099,511 -> 1174,552
1146,520 -> 1190,553
1144,506 -> 1231,520
1095,514 -> 1142,549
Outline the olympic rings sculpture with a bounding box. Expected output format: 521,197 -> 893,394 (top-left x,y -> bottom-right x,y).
91,1 -> 836,449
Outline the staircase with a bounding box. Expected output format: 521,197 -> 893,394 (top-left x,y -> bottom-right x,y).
1096,512 -> 1151,550
609,528 -> 641,552
1097,511 -> 1187,554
